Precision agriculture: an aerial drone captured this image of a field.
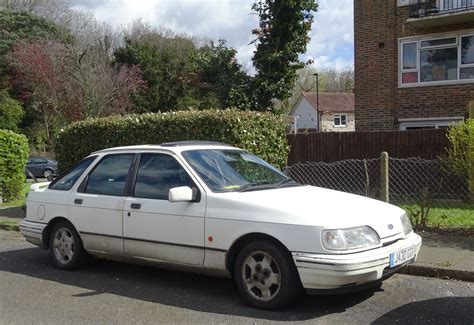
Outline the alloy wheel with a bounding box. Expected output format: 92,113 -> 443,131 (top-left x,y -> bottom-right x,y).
52,228 -> 75,265
241,250 -> 281,302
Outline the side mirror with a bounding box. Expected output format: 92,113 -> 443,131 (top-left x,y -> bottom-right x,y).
168,186 -> 195,202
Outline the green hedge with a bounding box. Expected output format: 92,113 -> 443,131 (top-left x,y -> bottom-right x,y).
0,130 -> 28,202
56,109 -> 289,171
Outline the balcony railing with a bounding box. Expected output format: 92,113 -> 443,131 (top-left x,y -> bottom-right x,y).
409,0 -> 474,18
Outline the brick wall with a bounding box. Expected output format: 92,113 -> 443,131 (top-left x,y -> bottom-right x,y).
354,0 -> 474,131
320,112 -> 355,132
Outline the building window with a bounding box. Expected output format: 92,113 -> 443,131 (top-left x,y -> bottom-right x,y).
334,114 -> 347,127
402,42 -> 418,83
399,118 -> 463,130
400,32 -> 474,86
420,47 -> 458,82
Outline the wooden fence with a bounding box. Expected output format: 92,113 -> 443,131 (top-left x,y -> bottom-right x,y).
287,129 -> 450,165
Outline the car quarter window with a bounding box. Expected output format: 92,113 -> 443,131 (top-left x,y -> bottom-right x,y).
84,154 -> 135,196
133,153 -> 195,200
49,156 -> 97,191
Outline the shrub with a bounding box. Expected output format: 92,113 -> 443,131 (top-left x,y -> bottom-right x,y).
445,119 -> 474,175
0,130 -> 29,202
445,119 -> 474,203
55,109 -> 290,171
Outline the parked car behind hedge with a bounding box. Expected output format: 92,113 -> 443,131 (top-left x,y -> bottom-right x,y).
25,157 -> 58,179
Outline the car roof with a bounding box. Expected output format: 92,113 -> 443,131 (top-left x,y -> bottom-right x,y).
29,156 -> 53,160
92,141 -> 239,155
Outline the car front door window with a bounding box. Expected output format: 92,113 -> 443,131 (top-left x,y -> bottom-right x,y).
85,154 -> 135,196
133,153 -> 195,200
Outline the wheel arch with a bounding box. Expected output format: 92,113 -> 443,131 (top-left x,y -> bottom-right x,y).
42,216 -> 78,249
225,232 -> 293,278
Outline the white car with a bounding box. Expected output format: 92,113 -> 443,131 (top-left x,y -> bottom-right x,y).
20,142 -> 421,309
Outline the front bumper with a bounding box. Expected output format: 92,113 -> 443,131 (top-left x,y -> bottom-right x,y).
293,232 -> 422,293
19,220 -> 47,248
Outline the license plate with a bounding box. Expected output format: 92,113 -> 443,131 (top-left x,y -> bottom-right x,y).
389,246 -> 416,268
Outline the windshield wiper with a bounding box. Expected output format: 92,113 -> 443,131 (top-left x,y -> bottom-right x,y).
238,181 -> 275,192
275,178 -> 303,188
275,178 -> 293,186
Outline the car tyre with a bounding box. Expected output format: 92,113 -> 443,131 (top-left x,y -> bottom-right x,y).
49,221 -> 87,270
234,240 -> 301,310
43,169 -> 54,179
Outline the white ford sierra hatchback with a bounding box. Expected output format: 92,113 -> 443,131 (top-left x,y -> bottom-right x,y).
20,141 -> 421,309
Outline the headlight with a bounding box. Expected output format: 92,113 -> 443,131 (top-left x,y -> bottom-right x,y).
322,226 -> 380,251
400,213 -> 413,236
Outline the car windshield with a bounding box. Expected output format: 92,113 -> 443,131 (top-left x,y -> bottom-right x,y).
181,149 -> 299,192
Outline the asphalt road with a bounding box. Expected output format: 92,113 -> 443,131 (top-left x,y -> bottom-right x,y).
0,230 -> 473,324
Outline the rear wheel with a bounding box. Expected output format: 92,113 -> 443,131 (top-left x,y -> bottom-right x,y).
49,221 -> 87,270
43,169 -> 53,179
234,240 -> 301,310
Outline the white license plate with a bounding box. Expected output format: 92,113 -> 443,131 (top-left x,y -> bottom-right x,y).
389,246 -> 416,268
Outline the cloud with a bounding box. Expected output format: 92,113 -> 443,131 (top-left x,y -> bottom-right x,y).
304,0 -> 354,70
72,0 -> 354,70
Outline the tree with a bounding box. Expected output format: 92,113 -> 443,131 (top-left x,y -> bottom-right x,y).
114,23 -> 252,112
10,41 -> 73,146
319,68 -> 354,93
192,40 -> 253,109
0,9 -> 65,73
0,9 -> 68,150
251,0 -> 318,111
10,40 -> 146,148
114,23 -> 199,112
0,89 -> 24,131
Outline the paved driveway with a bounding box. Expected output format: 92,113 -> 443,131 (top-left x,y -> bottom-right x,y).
0,230 -> 472,324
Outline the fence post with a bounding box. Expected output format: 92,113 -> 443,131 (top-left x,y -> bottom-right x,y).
380,151 -> 389,203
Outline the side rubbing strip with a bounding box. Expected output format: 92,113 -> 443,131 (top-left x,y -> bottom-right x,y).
79,231 -> 227,253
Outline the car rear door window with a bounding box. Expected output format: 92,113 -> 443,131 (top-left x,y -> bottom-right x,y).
49,156 -> 97,191
85,154 -> 135,196
133,153 -> 194,200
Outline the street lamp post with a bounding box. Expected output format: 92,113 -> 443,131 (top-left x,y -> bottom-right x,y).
313,73 -> 320,132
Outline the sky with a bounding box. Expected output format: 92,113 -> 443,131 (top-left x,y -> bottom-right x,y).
72,0 -> 354,72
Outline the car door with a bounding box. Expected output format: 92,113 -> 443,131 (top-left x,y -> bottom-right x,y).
37,158 -> 47,173
123,152 -> 206,265
68,153 -> 136,255
28,158 -> 41,177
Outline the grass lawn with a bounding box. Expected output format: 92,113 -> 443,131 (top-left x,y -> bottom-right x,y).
0,183 -> 31,207
0,219 -> 19,231
400,200 -> 474,228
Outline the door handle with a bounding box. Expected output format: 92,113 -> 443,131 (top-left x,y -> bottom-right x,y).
74,199 -> 83,205
130,203 -> 141,210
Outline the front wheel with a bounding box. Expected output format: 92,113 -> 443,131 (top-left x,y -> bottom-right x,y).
234,240 -> 302,310
49,221 -> 87,270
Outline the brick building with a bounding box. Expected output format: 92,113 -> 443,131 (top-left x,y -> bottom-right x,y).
354,0 -> 472,131
290,92 -> 355,132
